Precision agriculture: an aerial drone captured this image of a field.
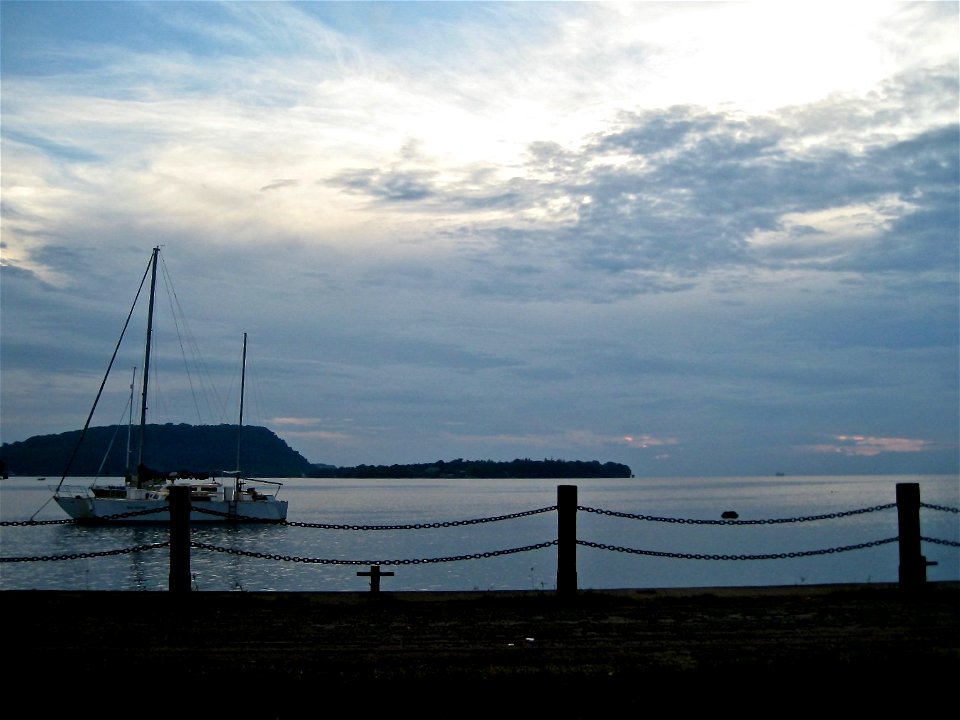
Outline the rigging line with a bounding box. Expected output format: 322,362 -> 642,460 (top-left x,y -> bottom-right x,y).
158,253 -> 224,423
94,391 -> 134,480
158,255 -> 203,423
226,340 -> 244,428
247,351 -> 266,429
53,253 -> 154,494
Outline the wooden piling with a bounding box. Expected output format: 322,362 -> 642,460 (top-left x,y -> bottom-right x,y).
557,485 -> 578,595
896,482 -> 926,589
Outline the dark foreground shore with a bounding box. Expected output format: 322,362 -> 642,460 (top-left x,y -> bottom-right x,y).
6,583 -> 958,715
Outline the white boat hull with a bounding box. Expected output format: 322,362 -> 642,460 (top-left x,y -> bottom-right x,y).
54,491 -> 288,523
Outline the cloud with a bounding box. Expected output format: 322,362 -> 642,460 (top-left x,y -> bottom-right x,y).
0,2 -> 956,475
447,430 -> 679,452
806,435 -> 934,457
260,179 -> 299,192
331,167 -> 437,202
270,417 -> 323,427
622,435 -> 680,449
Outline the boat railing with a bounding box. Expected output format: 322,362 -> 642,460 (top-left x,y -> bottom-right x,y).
227,477 -> 283,501
234,477 -> 284,498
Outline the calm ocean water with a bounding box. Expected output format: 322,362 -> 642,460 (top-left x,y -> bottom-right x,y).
1,474 -> 957,592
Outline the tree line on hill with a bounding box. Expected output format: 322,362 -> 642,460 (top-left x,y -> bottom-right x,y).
1,424 -> 632,479
309,458 -> 632,479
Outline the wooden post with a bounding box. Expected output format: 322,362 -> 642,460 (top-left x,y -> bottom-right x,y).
896,483 -> 927,589
557,485 -> 578,596
168,485 -> 191,592
357,564 -> 394,593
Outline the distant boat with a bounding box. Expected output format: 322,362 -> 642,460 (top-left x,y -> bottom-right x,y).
775,472 -> 786,477
52,247 -> 288,524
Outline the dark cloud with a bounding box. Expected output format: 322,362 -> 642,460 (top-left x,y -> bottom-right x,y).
330,167 -> 437,202
488,97 -> 954,297
320,75 -> 955,307
260,179 -> 299,192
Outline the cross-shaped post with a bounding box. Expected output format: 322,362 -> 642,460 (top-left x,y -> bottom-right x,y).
357,564 -> 394,593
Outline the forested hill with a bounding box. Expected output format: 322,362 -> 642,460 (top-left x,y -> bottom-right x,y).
2,426 -> 632,479
1,424 -> 314,478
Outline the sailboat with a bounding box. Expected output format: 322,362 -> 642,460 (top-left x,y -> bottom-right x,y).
52,247 -> 289,524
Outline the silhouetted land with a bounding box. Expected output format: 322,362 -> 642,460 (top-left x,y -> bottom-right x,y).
0,426 -> 631,478
5,583 -> 957,715
309,457 -> 632,478
0,423 -> 314,477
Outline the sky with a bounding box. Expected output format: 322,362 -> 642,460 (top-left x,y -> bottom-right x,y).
1,1 -> 958,477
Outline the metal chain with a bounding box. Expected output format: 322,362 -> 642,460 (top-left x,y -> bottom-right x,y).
8,501 -> 955,529
279,505 -> 558,530
578,503 -> 898,525
921,535 -> 960,548
0,506 -> 169,526
4,501 -> 957,566
1,541 -> 169,563
577,536 -> 899,560
189,539 -> 558,565
921,502 -> 960,514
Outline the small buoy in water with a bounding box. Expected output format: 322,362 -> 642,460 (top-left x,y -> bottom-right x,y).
721,510 -> 739,519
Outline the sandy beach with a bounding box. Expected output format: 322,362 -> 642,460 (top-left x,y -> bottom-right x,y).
5,582 -> 958,715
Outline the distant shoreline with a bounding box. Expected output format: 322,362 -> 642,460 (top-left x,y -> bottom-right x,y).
0,428 -> 633,479
307,457 -> 632,479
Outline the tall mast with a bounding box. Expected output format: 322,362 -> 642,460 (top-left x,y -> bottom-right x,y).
136,246 -> 160,488
236,332 -> 247,474
125,366 -> 136,482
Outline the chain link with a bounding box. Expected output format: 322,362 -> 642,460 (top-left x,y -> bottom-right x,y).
921,502 -> 960,514
279,505 -> 558,530
921,535 -> 960,548
189,539 -> 558,565
1,518 -> 77,526
0,506 -> 169,527
577,536 -> 899,560
2,541 -> 169,563
578,503 -> 898,525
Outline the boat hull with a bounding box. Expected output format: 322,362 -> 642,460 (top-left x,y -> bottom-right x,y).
53,495 -> 288,523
